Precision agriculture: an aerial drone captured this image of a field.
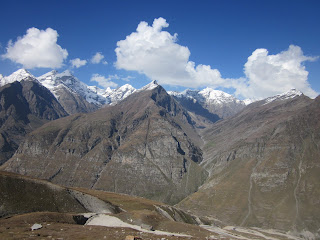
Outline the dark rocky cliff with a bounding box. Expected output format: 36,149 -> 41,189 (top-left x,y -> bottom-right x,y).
0,79 -> 67,165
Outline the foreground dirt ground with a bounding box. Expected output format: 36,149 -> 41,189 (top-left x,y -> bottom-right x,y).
0,212 -> 216,240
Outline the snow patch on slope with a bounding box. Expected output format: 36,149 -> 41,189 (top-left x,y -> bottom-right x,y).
86,214 -> 191,237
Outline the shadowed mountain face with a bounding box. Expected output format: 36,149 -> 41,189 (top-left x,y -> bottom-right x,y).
171,97 -> 221,129
0,171 -> 87,217
4,85 -> 208,204
178,95 -> 320,235
0,80 -> 68,165
51,85 -> 98,115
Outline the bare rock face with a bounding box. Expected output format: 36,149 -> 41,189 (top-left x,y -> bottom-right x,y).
178,94 -> 320,236
4,85 -> 208,204
52,85 -> 98,115
0,80 -> 68,165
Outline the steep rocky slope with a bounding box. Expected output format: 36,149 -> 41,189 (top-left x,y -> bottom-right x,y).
0,171 -> 120,217
4,84 -> 207,204
0,79 -> 67,165
178,93 -> 320,237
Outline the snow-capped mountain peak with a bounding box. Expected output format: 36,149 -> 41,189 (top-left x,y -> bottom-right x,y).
9,69 -> 33,80
0,69 -> 38,87
38,70 -> 108,106
38,70 -> 138,106
104,84 -> 136,104
200,87 -> 231,98
118,84 -> 135,92
243,99 -> 254,105
168,87 -> 247,119
58,69 -> 73,77
169,87 -> 244,106
199,88 -> 238,105
37,70 -> 59,90
264,89 -> 303,104
139,80 -> 159,91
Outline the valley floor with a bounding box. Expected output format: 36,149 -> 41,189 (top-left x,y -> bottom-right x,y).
0,211 -> 304,240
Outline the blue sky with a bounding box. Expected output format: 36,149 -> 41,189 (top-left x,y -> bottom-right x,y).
0,0 -> 319,99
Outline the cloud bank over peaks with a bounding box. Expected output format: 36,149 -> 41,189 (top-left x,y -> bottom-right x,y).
2,28 -> 68,69
115,17 -> 318,99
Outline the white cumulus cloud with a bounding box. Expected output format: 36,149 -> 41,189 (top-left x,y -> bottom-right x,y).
91,52 -> 107,64
115,17 -> 318,99
115,17 -> 227,89
240,45 -> 318,99
2,27 -> 68,69
70,58 -> 87,68
90,73 -> 118,88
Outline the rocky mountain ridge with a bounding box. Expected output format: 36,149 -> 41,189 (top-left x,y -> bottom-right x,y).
3,84 -> 207,204
1,69 -> 135,115
178,93 -> 320,238
1,69 -> 253,118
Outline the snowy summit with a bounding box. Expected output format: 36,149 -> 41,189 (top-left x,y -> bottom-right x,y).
169,87 -> 248,106
264,89 -> 303,104
38,70 -> 108,106
0,69 -> 38,87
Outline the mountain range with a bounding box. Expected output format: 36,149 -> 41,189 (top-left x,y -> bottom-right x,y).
0,69 -> 251,117
0,68 -> 319,239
